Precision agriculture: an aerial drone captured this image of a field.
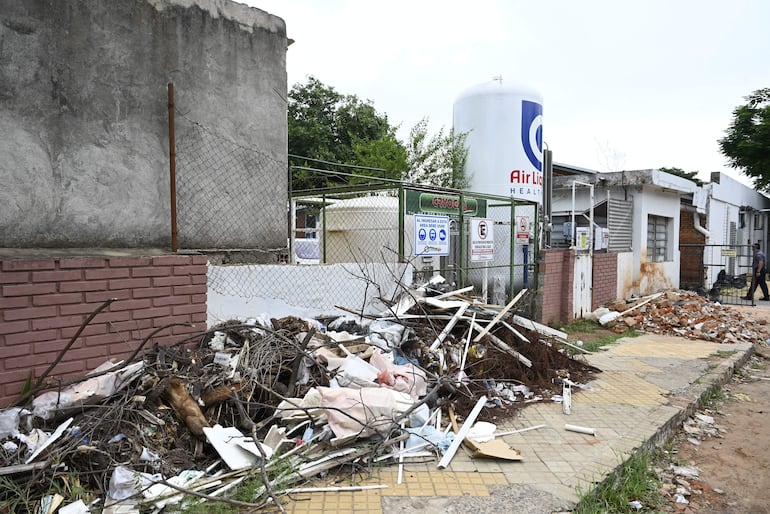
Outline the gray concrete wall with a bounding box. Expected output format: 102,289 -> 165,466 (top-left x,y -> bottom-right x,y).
0,0 -> 288,250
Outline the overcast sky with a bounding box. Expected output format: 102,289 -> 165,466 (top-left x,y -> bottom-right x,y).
243,0 -> 769,185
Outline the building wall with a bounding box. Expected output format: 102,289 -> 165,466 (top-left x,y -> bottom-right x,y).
592,252 -> 618,309
679,208 -> 706,290
703,173 -> 770,286
626,185 -> 681,296
0,254 -> 207,408
0,0 -> 287,250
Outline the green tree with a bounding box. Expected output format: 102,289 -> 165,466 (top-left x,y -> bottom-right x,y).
404,118 -> 470,189
658,167 -> 703,186
288,77 -> 406,190
719,88 -> 770,191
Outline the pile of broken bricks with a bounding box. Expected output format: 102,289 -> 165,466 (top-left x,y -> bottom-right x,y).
598,290 -> 770,345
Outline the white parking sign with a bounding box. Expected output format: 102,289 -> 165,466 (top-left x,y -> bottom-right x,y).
470,218 -> 494,262
414,214 -> 450,256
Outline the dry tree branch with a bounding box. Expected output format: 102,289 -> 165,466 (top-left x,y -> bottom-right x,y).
14,298 -> 117,406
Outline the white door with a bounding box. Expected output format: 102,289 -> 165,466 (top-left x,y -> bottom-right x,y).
573,254 -> 593,318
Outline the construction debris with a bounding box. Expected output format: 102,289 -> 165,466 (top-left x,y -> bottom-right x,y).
0,276 -> 602,512
597,290 -> 770,344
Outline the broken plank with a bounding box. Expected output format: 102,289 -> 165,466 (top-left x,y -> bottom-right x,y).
512,314 -> 568,340
617,292 -> 665,316
422,297 -> 468,310
500,320 -> 530,344
0,461 -> 52,476
438,396 -> 487,469
282,485 -> 388,494
471,322 -> 532,367
473,289 -> 527,343
433,285 -> 474,300
429,301 -> 470,351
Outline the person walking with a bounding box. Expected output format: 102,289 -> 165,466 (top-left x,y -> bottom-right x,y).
744,242 -> 770,301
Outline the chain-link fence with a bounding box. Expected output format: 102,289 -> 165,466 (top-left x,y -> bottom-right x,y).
172,119 -> 540,317
290,168 -> 540,316
174,112 -> 287,252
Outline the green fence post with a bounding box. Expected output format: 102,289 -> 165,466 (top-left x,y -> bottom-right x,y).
510,199 -> 516,301
459,192 -> 466,288
322,193 -> 327,264
398,185 -> 405,263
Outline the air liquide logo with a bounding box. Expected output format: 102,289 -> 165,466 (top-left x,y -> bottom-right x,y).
508,99 -> 544,203
521,99 -> 543,170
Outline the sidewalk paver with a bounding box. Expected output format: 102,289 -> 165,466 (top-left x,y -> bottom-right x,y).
282,334 -> 755,513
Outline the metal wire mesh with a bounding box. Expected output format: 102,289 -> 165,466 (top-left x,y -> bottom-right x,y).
175,113 -> 287,251
172,132 -> 540,317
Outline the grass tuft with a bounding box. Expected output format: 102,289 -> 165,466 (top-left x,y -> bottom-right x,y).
574,449 -> 665,513
553,319 -> 639,354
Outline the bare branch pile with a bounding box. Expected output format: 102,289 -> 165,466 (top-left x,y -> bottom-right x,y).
0,280 -> 600,513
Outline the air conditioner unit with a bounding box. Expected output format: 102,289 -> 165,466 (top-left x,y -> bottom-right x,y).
562,222 -> 575,244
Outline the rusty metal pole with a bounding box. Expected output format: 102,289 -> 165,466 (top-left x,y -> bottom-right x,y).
168,82 -> 178,253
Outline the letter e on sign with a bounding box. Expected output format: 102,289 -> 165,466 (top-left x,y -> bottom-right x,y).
478,220 -> 488,239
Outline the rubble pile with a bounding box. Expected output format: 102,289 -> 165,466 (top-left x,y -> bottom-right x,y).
603,290 -> 770,344
0,279 -> 598,513
656,408 -> 726,509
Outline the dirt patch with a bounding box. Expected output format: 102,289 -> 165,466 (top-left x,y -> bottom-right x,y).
657,352 -> 770,512
564,308 -> 770,513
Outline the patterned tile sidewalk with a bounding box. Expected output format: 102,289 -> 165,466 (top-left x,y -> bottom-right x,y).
281,335 -> 754,513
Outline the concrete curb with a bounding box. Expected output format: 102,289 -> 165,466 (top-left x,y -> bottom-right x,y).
644,344 -> 754,451
569,341 -> 759,509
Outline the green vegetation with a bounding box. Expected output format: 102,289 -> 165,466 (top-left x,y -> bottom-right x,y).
165,473 -> 263,513
553,319 -> 639,354
719,88 -> 770,192
658,166 -> 703,186
0,476 -> 35,513
574,449 -> 665,513
701,384 -> 726,407
165,454 -> 300,513
288,76 -> 469,191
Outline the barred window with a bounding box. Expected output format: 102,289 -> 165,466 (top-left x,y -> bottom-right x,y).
647,215 -> 671,262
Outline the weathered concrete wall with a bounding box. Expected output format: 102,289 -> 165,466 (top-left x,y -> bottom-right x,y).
0,0 -> 287,250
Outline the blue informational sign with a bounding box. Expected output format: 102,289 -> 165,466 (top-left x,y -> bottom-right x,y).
414,214 -> 450,256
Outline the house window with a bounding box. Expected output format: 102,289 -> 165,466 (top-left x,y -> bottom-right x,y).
647,215 -> 671,262
754,212 -> 764,230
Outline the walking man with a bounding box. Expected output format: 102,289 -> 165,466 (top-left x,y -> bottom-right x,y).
744,242 -> 769,301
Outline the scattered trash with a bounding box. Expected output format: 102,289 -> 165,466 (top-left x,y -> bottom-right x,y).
671,464 -> 700,478
565,424 -> 597,436
0,276 -> 602,510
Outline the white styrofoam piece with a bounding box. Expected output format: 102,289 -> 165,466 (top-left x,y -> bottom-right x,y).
202,424 -> 266,470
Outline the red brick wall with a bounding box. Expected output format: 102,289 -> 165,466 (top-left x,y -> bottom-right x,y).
592,252 -> 618,309
679,209 -> 706,289
540,249 -> 575,325
0,254 -> 208,408
540,250 -> 619,324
